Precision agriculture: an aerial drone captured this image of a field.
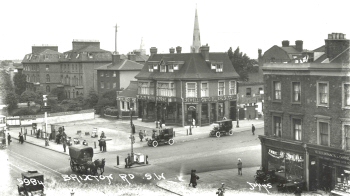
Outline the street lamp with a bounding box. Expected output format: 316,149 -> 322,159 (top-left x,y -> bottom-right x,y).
236,105 -> 240,128
43,95 -> 48,138
130,107 -> 134,165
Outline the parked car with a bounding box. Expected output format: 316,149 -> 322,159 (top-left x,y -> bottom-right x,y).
209,119 -> 233,138
17,170 -> 45,196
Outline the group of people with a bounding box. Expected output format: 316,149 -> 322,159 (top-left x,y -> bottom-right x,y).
98,131 -> 107,152
18,132 -> 24,144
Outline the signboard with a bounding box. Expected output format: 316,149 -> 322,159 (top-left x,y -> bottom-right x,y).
268,149 -> 304,162
309,149 -> 350,165
42,106 -> 51,112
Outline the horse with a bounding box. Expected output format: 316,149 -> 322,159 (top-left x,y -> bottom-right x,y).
84,161 -> 97,176
94,158 -> 106,175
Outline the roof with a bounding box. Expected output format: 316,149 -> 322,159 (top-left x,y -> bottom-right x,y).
330,47 -> 350,63
136,52 -> 239,80
66,45 -> 110,53
118,81 -> 138,98
313,45 -> 325,52
313,53 -> 327,63
96,59 -> 143,71
22,49 -> 62,63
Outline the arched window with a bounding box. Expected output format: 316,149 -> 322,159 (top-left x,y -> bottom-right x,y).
46,85 -> 50,92
46,74 -> 50,82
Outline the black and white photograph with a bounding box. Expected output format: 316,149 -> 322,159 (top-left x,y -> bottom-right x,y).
0,0 -> 349,195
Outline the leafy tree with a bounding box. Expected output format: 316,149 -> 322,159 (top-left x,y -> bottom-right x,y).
228,47 -> 256,81
5,91 -> 18,110
102,90 -> 117,105
13,72 -> 27,95
20,90 -> 37,103
94,98 -> 113,115
85,88 -> 99,108
50,88 -> 65,101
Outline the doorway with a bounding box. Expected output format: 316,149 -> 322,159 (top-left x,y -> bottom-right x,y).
230,101 -> 236,120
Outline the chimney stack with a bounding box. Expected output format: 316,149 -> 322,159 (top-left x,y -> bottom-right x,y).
258,49 -> 262,58
325,33 -> 349,60
169,47 -> 175,54
128,52 -> 136,61
112,52 -> 120,64
200,44 -> 210,61
295,40 -> 303,52
282,40 -> 290,47
176,46 -> 182,54
150,47 -> 157,56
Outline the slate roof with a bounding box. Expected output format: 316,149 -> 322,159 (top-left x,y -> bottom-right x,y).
118,81 -> 138,98
330,47 -> 350,63
22,49 -> 62,63
135,53 -> 239,80
96,59 -> 143,71
313,45 -> 325,52
60,45 -> 112,62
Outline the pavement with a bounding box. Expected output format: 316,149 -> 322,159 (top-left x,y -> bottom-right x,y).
8,117 -> 301,195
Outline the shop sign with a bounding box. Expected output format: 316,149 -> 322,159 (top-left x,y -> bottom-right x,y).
156,96 -> 168,102
268,149 -> 304,162
201,95 -> 237,103
136,95 -> 155,101
311,149 -> 350,165
7,116 -> 20,120
184,98 -> 200,103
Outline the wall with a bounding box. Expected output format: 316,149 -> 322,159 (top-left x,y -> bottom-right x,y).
119,71 -> 140,90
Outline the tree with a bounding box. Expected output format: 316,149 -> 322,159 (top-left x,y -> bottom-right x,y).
228,47 -> 256,81
50,88 -> 65,101
5,91 -> 18,110
85,88 -> 99,108
102,90 -> 117,105
20,90 -> 38,103
13,72 -> 27,95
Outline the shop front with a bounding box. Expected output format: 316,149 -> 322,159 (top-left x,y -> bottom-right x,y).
260,136 -> 306,189
308,145 -> 350,195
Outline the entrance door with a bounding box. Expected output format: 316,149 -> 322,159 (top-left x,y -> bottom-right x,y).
309,157 -> 317,191
230,101 -> 236,120
211,103 -> 216,122
320,162 -> 332,191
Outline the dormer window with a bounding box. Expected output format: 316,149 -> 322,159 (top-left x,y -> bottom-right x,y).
211,63 -> 216,69
174,64 -> 179,70
168,65 -> 174,72
216,64 -> 223,72
160,65 -> 166,72
153,64 -> 158,70
76,53 -> 80,58
148,65 -> 154,72
88,53 -> 93,59
65,54 -> 68,58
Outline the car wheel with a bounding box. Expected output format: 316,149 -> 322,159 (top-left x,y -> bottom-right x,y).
215,132 -> 221,138
152,141 -> 158,147
168,139 -> 174,145
229,130 -> 233,135
147,140 -> 152,147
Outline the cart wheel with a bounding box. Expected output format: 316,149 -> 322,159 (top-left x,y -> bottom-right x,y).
152,141 -> 158,147
168,139 -> 174,145
229,130 -> 233,135
215,132 -> 221,138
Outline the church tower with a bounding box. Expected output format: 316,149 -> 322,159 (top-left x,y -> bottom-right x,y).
191,7 -> 201,53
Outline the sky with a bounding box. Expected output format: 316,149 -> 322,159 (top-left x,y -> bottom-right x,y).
0,0 -> 349,60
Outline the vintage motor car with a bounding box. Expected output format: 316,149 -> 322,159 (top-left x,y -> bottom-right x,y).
147,128 -> 174,147
209,119 -> 233,138
91,128 -> 98,138
17,170 -> 45,196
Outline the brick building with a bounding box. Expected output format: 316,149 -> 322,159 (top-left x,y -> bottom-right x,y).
135,45 -> 240,126
259,33 -> 350,193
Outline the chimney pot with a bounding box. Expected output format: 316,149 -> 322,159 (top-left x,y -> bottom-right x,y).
282,40 -> 290,47
112,53 -> 120,64
150,47 -> 157,56
200,45 -> 210,61
169,47 -> 175,54
295,40 -> 303,52
176,46 -> 182,54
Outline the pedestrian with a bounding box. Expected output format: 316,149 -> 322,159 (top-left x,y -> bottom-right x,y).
101,131 -> 105,138
7,133 -> 11,145
193,118 -> 196,128
252,124 -> 255,135
189,169 -> 199,188
102,139 -> 106,152
82,140 -> 87,146
19,132 -> 24,144
37,129 -> 40,138
237,158 -> 242,176
159,120 -> 162,129
45,137 -> 49,146
132,124 -> 136,134
62,136 -> 67,152
98,138 -> 103,151
139,130 -> 144,142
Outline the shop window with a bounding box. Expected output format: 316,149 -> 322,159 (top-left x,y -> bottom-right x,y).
293,119 -> 302,141
273,81 -> 281,100
201,104 -> 209,124
218,102 -> 224,119
317,82 -> 329,107
273,116 -> 282,137
335,168 -> 350,193
292,82 -> 301,103
319,122 -> 329,146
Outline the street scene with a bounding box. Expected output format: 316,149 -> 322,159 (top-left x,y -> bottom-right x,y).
1,0 -> 350,196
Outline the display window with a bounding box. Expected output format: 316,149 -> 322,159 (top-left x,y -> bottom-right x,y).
267,148 -> 304,182
334,167 -> 350,194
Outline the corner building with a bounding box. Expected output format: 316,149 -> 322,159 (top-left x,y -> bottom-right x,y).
259,33 -> 350,194
135,45 -> 240,126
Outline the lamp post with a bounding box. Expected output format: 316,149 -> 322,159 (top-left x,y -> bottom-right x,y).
236,106 -> 240,128
130,107 -> 134,165
43,95 -> 48,138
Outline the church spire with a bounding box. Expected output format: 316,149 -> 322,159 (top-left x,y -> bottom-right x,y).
191,6 -> 201,53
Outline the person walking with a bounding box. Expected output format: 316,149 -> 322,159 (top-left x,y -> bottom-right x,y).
62,136 -> 67,152
132,124 -> 136,134
7,133 -> 11,145
252,124 -> 255,135
192,118 -> 196,128
98,138 -> 103,151
237,158 -> 243,176
189,169 -> 199,188
19,132 -> 24,144
139,130 -> 144,142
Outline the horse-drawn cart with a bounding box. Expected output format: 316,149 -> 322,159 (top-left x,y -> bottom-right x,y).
69,146 -> 105,175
